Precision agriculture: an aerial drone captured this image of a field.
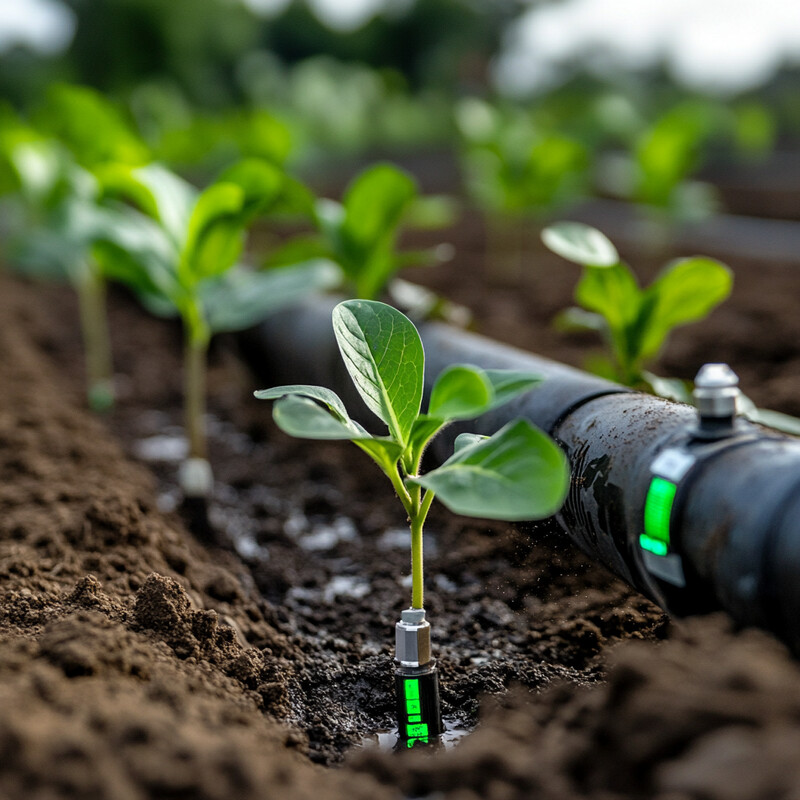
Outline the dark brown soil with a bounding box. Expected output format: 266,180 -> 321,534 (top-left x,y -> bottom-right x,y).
3,184 -> 800,799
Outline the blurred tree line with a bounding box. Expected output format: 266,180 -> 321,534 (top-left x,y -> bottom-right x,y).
0,0 -> 527,109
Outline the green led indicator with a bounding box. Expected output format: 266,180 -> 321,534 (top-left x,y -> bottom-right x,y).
643,476 -> 677,547
407,723 -> 429,738
405,679 -> 423,723
639,533 -> 669,557
404,679 -> 420,700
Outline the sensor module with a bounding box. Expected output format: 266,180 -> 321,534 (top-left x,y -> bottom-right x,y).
394,608 -> 443,747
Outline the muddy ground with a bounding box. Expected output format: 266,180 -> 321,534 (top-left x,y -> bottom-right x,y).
3,192 -> 800,799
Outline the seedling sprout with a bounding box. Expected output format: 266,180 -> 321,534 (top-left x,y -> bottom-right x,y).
256,299 -> 569,743
93,160 -> 339,499
542,222 -> 733,390
268,162 -> 455,301
0,106 -> 146,412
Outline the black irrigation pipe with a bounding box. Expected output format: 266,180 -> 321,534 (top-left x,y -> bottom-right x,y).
240,297 -> 800,655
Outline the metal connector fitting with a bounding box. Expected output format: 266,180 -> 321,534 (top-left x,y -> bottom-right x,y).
395,608 -> 431,667
693,363 -> 739,439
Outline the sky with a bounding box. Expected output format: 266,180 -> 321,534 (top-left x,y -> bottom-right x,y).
494,0 -> 800,96
0,0 -> 75,54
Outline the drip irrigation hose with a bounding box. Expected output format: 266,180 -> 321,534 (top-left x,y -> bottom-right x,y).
240,297 -> 800,655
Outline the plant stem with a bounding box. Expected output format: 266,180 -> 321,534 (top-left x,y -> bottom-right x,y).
76,269 -> 114,412
179,301 -> 213,500
184,331 -> 209,461
410,510 -> 424,609
408,483 -> 435,610
386,462 -> 414,516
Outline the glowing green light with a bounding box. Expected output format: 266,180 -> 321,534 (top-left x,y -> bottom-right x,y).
407,723 -> 429,738
644,477 -> 677,545
639,533 -> 669,557
404,679 -> 419,700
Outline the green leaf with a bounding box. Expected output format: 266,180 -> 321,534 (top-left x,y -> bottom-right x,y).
97,163 -> 195,246
542,222 -> 619,267
272,395 -> 368,440
8,140 -> 66,205
332,299 -> 423,447
203,260 -> 340,333
642,371 -> 692,403
428,365 -> 493,421
453,432 -> 488,454
181,182 -> 245,281
639,257 -> 732,359
341,163 -> 417,249
553,307 -> 607,334
90,205 -> 179,300
408,419 -> 569,521
336,164 -> 419,298
403,414 -> 447,473
315,198 -> 346,244
582,353 -> 619,382
217,158 -> 285,219
354,437 -> 405,468
743,406 -> 800,436
483,370 -> 541,409
254,384 -> 350,422
270,175 -> 316,218
575,261 -> 641,332
38,83 -> 148,168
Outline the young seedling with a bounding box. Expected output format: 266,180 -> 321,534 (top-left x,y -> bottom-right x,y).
94,160 -> 339,499
606,100 -> 726,254
543,224 -> 800,434
0,111 -> 144,412
268,162 -> 455,301
456,98 -> 589,280
256,299 -> 569,744
0,88 -> 157,411
542,222 -> 733,389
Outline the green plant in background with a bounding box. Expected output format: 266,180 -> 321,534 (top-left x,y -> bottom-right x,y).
131,85 -> 295,174
633,101 -> 723,217
269,162 -> 455,301
94,159 -> 339,498
543,222 -> 800,434
0,109 -> 145,412
256,299 -> 569,609
35,83 -> 150,170
542,222 -> 732,389
727,99 -> 777,163
456,98 -> 589,279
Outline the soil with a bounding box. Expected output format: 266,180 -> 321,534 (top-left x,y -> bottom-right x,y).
3,180 -> 800,799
